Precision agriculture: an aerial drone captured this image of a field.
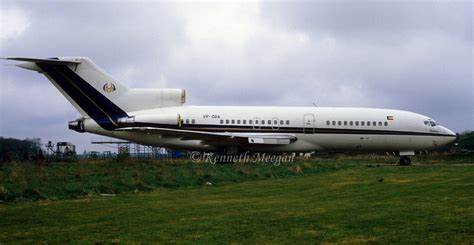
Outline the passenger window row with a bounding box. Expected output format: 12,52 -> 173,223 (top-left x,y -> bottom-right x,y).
183,118 -> 291,126
219,119 -> 290,126
184,118 -> 387,127
184,119 -> 196,124
326,120 -> 388,127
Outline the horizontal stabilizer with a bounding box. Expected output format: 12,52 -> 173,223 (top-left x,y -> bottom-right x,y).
2,57 -> 81,65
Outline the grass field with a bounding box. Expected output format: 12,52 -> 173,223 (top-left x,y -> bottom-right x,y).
0,155 -> 473,243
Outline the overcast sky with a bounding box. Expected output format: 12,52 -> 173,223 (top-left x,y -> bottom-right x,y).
0,0 -> 472,153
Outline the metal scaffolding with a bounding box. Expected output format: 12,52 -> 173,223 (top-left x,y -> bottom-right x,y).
90,137 -> 172,158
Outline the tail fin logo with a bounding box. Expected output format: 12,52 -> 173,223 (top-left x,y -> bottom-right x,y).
103,83 -> 116,93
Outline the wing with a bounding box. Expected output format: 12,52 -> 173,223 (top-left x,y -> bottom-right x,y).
115,127 -> 297,145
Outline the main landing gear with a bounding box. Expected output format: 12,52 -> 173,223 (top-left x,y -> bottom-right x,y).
399,156 -> 411,166
215,147 -> 239,164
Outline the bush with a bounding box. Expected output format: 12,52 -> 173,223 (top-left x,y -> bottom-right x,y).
457,131 -> 474,150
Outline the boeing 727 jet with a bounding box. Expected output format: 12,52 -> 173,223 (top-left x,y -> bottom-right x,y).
4,57 -> 457,164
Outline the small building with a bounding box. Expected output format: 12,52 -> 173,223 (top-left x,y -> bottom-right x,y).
56,142 -> 76,156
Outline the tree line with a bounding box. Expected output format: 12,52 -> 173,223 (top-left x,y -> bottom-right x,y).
0,137 -> 43,162
457,131 -> 474,150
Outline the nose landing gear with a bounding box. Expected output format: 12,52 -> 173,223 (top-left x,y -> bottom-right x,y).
399,156 -> 411,166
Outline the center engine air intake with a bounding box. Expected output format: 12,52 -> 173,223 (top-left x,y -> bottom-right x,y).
117,88 -> 186,112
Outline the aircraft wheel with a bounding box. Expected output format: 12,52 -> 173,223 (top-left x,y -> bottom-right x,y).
399,156 -> 411,166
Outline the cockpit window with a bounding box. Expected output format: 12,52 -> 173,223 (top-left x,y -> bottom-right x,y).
424,119 -> 436,127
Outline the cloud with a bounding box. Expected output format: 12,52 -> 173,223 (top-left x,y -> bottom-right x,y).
259,1 -> 472,44
182,2 -> 260,48
0,5 -> 30,41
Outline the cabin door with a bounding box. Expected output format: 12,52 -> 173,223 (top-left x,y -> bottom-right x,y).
303,114 -> 315,134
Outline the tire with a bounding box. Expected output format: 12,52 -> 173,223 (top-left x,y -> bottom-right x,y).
399,156 -> 411,166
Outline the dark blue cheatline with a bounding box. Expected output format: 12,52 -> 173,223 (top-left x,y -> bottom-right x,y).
37,63 -> 128,130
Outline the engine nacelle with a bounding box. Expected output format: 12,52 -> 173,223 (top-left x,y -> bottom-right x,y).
161,88 -> 186,105
68,118 -> 86,133
116,88 -> 186,112
118,114 -> 181,126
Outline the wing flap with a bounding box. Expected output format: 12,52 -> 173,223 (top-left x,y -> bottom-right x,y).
248,137 -> 291,144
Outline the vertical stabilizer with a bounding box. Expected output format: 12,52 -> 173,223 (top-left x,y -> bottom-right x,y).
8,57 -> 129,130
6,56 -> 187,130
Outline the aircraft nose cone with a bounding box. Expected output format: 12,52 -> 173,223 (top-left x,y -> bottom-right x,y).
441,126 -> 456,137
438,126 -> 457,145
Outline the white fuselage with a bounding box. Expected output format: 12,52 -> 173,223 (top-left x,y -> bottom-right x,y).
83,106 -> 456,153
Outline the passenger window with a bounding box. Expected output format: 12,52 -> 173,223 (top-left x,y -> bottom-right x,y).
338,121 -> 342,126
332,121 -> 336,126
231,119 -> 235,124
237,120 -> 241,124
250,120 -> 253,124
350,121 -> 353,126
268,120 -> 271,125
373,121 -> 376,126
384,122 -> 388,126
326,121 -> 330,125
185,119 -> 189,124
226,119 -> 229,124
361,121 -> 365,126
191,119 -> 195,124
344,121 -> 347,126
274,120 -> 277,125
378,121 -> 382,126
367,121 -> 370,126
280,120 -> 284,125
355,121 -> 359,126
262,120 -> 265,125
286,120 -> 290,125
243,120 -> 246,124
220,119 -> 223,124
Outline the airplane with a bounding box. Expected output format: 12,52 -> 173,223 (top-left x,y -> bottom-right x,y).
3,57 -> 457,165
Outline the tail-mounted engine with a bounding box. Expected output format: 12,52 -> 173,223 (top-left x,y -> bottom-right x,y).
68,118 -> 86,133
120,89 -> 186,112
118,114 -> 182,127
